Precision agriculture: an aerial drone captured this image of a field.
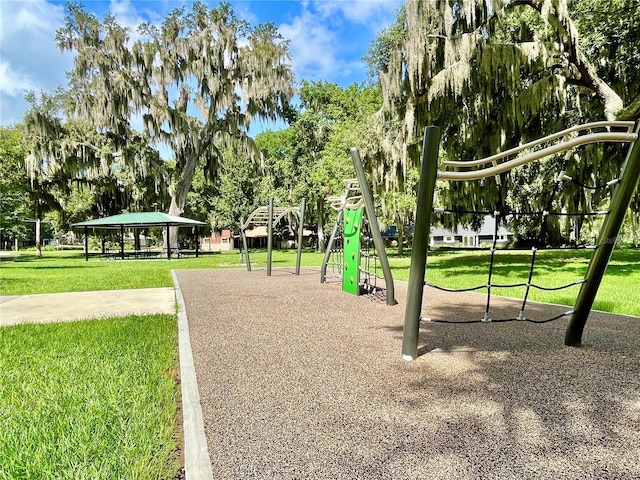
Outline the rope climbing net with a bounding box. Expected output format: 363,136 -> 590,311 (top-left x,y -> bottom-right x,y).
426,158 -> 625,323
423,212 -> 585,324
402,121 -> 640,360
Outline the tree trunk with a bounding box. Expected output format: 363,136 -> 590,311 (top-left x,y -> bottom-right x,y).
167,154 -> 199,249
35,217 -> 42,257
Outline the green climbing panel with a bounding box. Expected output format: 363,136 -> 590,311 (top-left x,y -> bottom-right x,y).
342,206 -> 363,295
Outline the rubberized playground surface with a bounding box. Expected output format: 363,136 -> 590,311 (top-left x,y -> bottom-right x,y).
175,268 -> 640,480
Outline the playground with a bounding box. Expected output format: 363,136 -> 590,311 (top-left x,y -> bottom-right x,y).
2,121 -> 639,479
176,267 -> 640,479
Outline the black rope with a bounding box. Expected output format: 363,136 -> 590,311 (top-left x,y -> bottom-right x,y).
570,178 -> 615,190
529,279 -> 586,291
518,248 -> 537,319
328,248 -> 343,279
360,220 -> 383,294
425,282 -> 487,292
437,208 -> 608,217
424,278 -> 584,293
490,282 -> 529,288
422,310 -> 572,325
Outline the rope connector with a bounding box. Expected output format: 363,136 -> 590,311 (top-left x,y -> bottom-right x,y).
420,317 -> 432,322
606,178 -> 620,187
481,313 -> 492,323
557,171 -> 573,183
516,310 -> 526,321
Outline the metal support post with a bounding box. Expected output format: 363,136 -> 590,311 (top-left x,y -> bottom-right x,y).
565,125 -> 640,346
295,198 -> 306,275
165,224 -> 171,260
240,216 -> 251,271
402,126 -> 441,361
121,225 -> 126,260
267,197 -> 274,276
84,226 -> 89,261
350,148 -> 396,306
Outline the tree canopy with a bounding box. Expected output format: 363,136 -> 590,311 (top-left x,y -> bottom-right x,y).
55,1 -> 294,244
370,0 -> 640,245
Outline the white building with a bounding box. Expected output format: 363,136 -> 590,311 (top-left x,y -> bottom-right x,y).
430,215 -> 514,247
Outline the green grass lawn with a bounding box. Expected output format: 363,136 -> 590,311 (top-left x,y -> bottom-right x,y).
0,314 -> 179,480
1,247 -> 638,315
388,248 -> 640,317
0,249 -> 326,295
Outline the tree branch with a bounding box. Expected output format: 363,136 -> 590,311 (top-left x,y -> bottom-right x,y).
616,94 -> 640,121
523,0 -> 624,120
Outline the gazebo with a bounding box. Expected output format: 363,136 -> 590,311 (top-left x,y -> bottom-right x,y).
72,212 -> 207,260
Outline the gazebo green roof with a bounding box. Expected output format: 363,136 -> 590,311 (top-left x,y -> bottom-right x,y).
72,212 -> 206,229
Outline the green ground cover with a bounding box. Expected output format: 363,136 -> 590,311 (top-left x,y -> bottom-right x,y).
0,249 -> 326,295
0,314 -> 179,480
388,248 -> 640,317
1,247 -> 638,316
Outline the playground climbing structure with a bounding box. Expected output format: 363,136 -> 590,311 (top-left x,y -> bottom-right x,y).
241,198 -> 306,276
403,121 -> 640,360
321,149 -> 396,306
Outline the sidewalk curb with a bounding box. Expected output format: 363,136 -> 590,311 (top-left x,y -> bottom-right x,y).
172,270 -> 214,480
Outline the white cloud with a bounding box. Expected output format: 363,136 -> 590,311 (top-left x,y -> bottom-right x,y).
0,0 -> 70,124
0,61 -> 37,96
279,9 -> 337,79
312,0 -> 403,29
278,5 -> 360,84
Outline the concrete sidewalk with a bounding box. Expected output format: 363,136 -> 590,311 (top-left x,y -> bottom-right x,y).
0,288 -> 176,326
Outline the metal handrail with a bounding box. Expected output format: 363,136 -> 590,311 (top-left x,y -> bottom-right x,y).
441,121 -> 635,168
328,179 -> 363,211
439,126 -> 637,181
242,206 -> 301,230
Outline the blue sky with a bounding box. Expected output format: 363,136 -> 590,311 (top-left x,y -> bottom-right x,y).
0,0 -> 403,133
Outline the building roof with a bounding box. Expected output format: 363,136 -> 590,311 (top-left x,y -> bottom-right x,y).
72,212 -> 206,229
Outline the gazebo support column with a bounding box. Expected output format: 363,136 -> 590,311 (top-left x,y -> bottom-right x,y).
120,225 -> 125,260
84,226 -> 89,261
166,223 -> 171,260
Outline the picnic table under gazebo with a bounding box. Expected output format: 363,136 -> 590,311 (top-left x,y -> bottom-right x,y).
72,212 -> 207,260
